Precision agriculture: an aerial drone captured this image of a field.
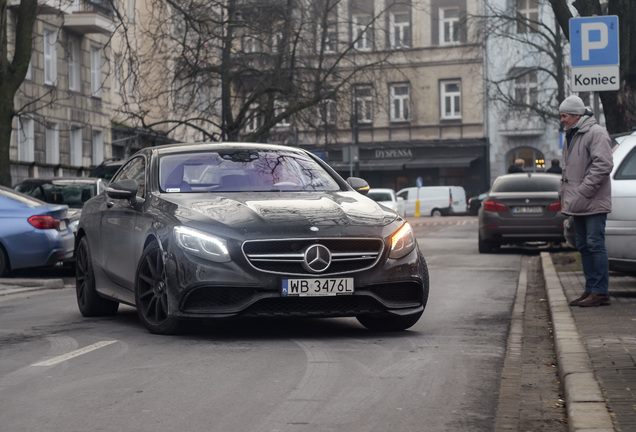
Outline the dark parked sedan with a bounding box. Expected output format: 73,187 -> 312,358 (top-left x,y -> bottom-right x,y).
0,186 -> 74,276
478,173 -> 565,253
75,143 -> 430,334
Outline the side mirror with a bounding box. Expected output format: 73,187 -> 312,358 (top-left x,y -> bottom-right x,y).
347,177 -> 370,195
107,179 -> 138,200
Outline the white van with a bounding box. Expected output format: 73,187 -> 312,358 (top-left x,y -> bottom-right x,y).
397,186 -> 467,217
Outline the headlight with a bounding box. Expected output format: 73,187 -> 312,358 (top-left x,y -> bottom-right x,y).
389,223 -> 416,259
173,226 -> 230,262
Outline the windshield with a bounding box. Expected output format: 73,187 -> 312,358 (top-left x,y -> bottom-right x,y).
159,150 -> 341,193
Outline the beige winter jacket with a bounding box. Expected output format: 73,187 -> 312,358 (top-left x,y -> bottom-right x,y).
560,115 -> 613,216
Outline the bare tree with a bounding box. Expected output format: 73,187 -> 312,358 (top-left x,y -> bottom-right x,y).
473,0 -> 568,123
0,0 -> 37,186
114,0 -> 403,144
548,0 -> 636,133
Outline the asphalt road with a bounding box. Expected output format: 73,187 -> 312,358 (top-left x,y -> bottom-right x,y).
1,217 -> 527,431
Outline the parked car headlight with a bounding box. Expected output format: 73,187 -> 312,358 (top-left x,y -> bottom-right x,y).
174,226 -> 230,262
389,223 -> 416,259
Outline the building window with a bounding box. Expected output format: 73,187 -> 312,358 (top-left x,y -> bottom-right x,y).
70,127 -> 83,167
514,71 -> 538,107
91,47 -> 102,97
390,84 -> 409,122
43,29 -> 58,86
46,123 -> 59,164
390,12 -> 410,48
243,35 -> 262,54
128,59 -> 135,96
114,55 -> 121,93
17,117 -> 35,162
440,80 -> 461,119
92,130 -> 104,166
353,86 -> 373,124
272,32 -> 283,54
439,8 -> 460,44
274,101 -> 291,128
318,99 -> 336,125
517,0 -> 539,34
318,20 -> 338,53
68,37 -> 81,92
127,0 -> 135,22
26,59 -> 32,81
246,108 -> 261,133
353,15 -> 372,51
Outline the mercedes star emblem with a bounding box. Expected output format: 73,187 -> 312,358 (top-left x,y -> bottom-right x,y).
303,244 -> 331,273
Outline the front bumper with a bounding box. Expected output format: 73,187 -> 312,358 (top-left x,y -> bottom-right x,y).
164,246 -> 429,320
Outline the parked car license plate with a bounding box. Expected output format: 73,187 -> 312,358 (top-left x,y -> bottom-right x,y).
513,206 -> 542,214
282,278 -> 354,297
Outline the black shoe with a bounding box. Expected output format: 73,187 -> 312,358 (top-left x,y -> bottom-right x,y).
578,294 -> 611,307
569,292 -> 590,306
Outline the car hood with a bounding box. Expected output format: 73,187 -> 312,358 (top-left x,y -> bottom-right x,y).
156,191 -> 396,229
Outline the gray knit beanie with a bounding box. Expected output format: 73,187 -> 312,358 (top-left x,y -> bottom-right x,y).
559,95 -> 586,115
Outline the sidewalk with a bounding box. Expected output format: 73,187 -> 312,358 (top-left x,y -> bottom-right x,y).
542,251 -> 636,432
0,278 -> 65,296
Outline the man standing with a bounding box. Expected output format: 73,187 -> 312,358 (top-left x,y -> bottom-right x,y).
508,158 -> 525,173
546,158 -> 562,174
559,95 -> 613,307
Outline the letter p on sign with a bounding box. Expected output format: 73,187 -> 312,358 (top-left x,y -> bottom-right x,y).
581,22 -> 608,61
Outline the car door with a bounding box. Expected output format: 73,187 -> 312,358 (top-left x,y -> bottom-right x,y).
607,143 -> 636,261
100,156 -> 147,291
397,188 -> 414,216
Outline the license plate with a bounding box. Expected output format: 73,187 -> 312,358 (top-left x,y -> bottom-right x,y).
513,206 -> 542,214
282,278 -> 354,297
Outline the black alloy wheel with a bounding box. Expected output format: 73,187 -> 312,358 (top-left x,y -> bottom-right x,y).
135,241 -> 183,335
76,236 -> 119,316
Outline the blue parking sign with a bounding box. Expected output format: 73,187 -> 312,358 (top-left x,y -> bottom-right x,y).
570,16 -> 619,67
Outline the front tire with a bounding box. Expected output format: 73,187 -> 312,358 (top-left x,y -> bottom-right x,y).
76,236 -> 119,316
0,246 -> 9,277
135,241 -> 183,335
357,311 -> 423,332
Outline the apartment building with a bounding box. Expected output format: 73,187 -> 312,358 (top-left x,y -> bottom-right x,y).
8,0 -> 117,184
483,0 -> 566,182
261,0 -> 490,197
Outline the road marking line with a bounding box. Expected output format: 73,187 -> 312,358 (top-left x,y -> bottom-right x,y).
32,340 -> 117,367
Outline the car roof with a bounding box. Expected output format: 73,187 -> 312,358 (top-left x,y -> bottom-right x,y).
148,142 -> 309,156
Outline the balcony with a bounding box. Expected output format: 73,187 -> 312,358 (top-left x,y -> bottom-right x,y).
63,0 -> 115,35
498,110 -> 546,137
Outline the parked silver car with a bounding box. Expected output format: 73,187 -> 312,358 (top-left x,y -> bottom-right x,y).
367,188 -> 405,217
564,132 -> 636,273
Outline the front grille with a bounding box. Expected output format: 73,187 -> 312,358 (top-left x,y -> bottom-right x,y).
242,238 -> 384,276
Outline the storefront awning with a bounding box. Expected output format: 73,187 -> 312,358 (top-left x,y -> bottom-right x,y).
404,156 -> 479,169
328,159 -> 412,171
329,156 -> 480,171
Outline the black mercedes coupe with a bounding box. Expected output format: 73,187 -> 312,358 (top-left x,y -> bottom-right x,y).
75,143 -> 429,334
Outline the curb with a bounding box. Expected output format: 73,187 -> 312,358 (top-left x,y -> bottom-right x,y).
540,252 -> 614,432
0,278 -> 65,296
